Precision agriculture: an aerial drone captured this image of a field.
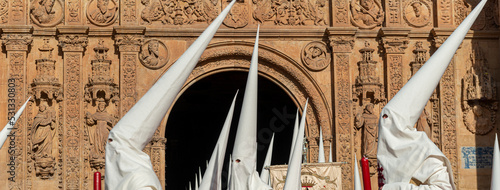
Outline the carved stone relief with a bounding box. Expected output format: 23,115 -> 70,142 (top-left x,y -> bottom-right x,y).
85,100 -> 116,173
122,0 -> 137,24
223,2 -> 248,28
85,39 -> 119,103
354,103 -> 378,159
0,0 -> 7,23
141,0 -> 219,25
252,0 -> 328,26
30,0 -> 64,27
67,0 -> 81,23
10,0 -> 25,23
455,0 -> 499,30
31,99 -> 57,179
86,0 -> 118,26
386,0 -> 401,25
353,41 -> 385,104
334,0 -> 349,24
350,0 -> 384,29
462,45 -> 498,135
301,41 -> 331,71
403,0 -> 431,27
140,39 -> 169,70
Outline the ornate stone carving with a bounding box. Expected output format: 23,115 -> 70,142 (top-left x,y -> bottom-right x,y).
462,45 -> 497,135
223,2 -> 248,28
353,42 -> 384,104
403,0 -> 431,27
31,100 -> 57,179
140,39 -> 169,70
437,0 -> 452,26
58,34 -> 88,52
328,36 -> 355,53
121,54 -> 138,115
383,37 -> 407,99
2,34 -> 33,51
84,39 -> 119,103
86,0 -> 118,26
0,0 -> 7,23
334,0 -> 349,24
67,0 -> 81,23
10,0 -> 24,23
350,0 -> 384,29
30,0 -> 64,27
31,39 -> 63,102
141,0 -> 218,25
383,37 -> 408,54
301,41 -> 331,71
252,0 -> 328,26
354,103 -> 378,159
115,35 -> 143,52
455,0 -> 499,30
122,0 -> 137,23
386,0 -> 401,25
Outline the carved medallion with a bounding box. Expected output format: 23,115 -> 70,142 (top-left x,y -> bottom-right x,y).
140,40 -> 169,70
403,0 -> 431,27
301,41 -> 330,71
223,2 -> 248,29
86,0 -> 118,26
350,0 -> 384,29
30,0 -> 64,27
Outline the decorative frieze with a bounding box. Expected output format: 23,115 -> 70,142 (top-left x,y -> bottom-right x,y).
252,0 -> 328,26
350,0 -> 384,29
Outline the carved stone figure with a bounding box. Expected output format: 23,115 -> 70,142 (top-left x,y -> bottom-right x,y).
86,100 -> 115,159
87,0 -> 118,26
223,3 -> 249,28
301,41 -> 330,71
32,101 -> 56,158
140,40 -> 169,69
30,0 -> 56,24
141,0 -> 217,25
354,103 -> 378,158
252,0 -> 327,26
350,0 -> 384,28
404,1 -> 430,27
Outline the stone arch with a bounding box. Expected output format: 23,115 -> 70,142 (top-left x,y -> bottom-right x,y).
157,41 -> 333,161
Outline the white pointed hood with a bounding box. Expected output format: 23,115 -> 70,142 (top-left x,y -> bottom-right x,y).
199,92 -> 238,190
199,167 -> 203,183
230,25 -> 264,189
195,173 -> 199,190
0,97 -> 30,149
227,154 -> 232,188
104,1 -> 237,189
260,133 -> 275,184
288,109 -> 299,164
491,134 -> 500,190
283,100 -> 308,190
377,0 -> 486,188
318,127 -> 325,163
354,155 -> 362,190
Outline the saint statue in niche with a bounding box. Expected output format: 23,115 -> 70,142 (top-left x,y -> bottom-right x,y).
31,0 -> 56,24
88,0 -> 117,25
86,100 -> 115,159
31,100 -> 56,158
350,0 -> 384,28
354,103 -> 378,158
140,40 -> 169,69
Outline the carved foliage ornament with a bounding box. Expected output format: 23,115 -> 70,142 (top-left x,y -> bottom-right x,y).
350,0 -> 384,29
140,39 -> 169,69
30,0 -> 64,27
86,0 -> 118,26
141,0 -> 219,25
0,0 -> 8,23
252,0 -> 328,26
301,41 -> 331,71
403,0 -> 431,27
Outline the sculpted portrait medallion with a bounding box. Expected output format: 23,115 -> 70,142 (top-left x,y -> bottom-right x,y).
30,0 -> 64,27
86,0 -> 118,26
350,0 -> 384,29
223,2 -> 249,29
404,0 -> 431,27
140,40 -> 169,70
301,41 -> 331,71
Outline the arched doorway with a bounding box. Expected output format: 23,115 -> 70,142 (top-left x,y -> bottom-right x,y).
165,71 -> 297,189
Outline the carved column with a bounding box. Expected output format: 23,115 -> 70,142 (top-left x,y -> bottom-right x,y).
58,28 -> 88,189
381,28 -> 410,100
327,27 -> 356,190
2,26 -> 33,190
432,28 -> 459,186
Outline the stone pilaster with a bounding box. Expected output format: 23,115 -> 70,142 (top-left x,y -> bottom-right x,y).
432,28 -> 459,187
327,27 -> 356,190
2,25 -> 33,190
381,28 -> 410,100
332,0 -> 350,26
58,26 -> 88,190
385,0 -> 402,27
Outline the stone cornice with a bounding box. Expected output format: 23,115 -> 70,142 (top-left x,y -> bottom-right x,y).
1,34 -> 33,52
326,27 -> 357,53
115,35 -> 144,52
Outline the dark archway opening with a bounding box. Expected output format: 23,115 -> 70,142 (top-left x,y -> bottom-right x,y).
166,71 -> 297,189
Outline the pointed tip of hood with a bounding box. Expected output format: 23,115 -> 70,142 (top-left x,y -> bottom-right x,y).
0,97 -> 30,149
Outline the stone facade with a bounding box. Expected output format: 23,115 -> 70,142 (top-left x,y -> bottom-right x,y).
0,0 -> 497,189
